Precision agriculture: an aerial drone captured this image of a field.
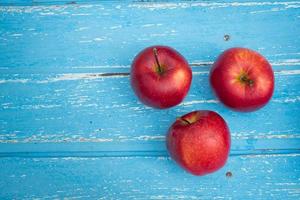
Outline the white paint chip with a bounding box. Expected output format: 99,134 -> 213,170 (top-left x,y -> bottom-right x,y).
0,79 -> 28,84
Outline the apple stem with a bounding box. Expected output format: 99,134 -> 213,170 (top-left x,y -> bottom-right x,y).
241,75 -> 254,86
179,118 -> 191,125
153,48 -> 162,73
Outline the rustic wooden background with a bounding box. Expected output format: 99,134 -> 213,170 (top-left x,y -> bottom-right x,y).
0,0 -> 300,199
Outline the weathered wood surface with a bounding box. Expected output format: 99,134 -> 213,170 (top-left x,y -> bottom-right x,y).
0,0 -> 300,199
1,154 -> 300,199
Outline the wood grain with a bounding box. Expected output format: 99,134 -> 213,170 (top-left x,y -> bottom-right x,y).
0,66 -> 300,150
1,154 -> 300,199
0,1 -> 300,199
0,1 -> 299,68
0,1 -> 300,155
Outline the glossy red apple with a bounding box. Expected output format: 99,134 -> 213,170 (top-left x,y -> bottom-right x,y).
131,46 -> 192,109
210,47 -> 274,112
166,110 -> 231,176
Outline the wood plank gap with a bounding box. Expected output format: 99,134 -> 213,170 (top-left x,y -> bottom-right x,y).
0,149 -> 299,158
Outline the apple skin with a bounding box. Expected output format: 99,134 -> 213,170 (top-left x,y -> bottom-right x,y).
131,46 -> 192,109
166,110 -> 231,176
210,47 -> 274,112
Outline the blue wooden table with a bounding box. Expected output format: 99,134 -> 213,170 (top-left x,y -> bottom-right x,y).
0,0 -> 300,199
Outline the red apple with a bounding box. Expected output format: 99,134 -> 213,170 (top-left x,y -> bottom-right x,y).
210,47 -> 274,112
166,110 -> 231,176
131,46 -> 192,109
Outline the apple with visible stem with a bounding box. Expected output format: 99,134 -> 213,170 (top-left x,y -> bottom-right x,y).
166,110 -> 231,176
130,46 -> 192,109
210,47 -> 274,112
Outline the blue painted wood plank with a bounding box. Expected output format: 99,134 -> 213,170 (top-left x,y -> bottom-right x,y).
0,1 -> 299,68
0,1 -> 299,199
0,67 -> 299,152
0,154 -> 300,199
